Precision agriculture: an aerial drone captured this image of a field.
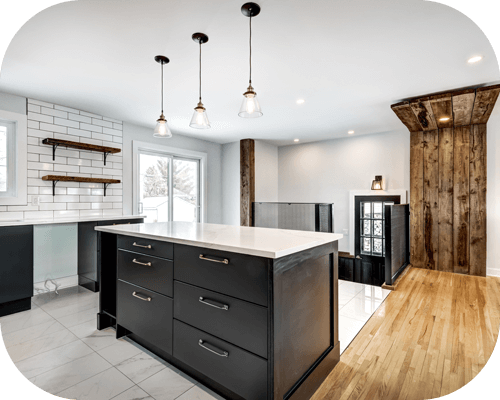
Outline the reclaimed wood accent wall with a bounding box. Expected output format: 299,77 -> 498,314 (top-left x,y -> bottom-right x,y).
240,139 -> 255,227
391,84 -> 500,276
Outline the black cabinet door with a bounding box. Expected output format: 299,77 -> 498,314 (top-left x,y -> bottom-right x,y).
0,225 -> 33,304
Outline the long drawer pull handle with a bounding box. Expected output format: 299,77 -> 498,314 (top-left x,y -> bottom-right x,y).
199,297 -> 229,311
132,291 -> 151,302
199,254 -> 229,265
133,242 -> 152,249
132,259 -> 152,267
198,340 -> 229,357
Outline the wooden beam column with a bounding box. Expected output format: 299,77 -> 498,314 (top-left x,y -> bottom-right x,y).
240,139 -> 255,227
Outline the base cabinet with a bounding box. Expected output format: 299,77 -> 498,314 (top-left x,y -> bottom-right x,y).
0,225 -> 34,317
101,235 -> 339,400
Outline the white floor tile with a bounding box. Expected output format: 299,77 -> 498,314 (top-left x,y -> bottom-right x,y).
339,315 -> 366,354
338,281 -> 366,297
43,295 -> 98,320
340,291 -> 383,322
80,328 -> 118,351
57,306 -> 98,328
7,328 -> 79,363
177,384 -> 225,400
110,386 -> 154,400
138,367 -> 196,400
68,318 -> 105,339
97,339 -> 143,366
1,319 -> 66,348
57,367 -> 135,400
15,339 -> 94,379
29,352 -> 112,394
0,307 -> 55,335
115,352 -> 167,384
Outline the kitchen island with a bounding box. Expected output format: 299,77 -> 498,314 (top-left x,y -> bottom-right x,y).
95,222 -> 342,400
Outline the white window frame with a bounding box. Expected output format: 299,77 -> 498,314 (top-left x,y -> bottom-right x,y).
132,140 -> 208,223
0,110 -> 27,206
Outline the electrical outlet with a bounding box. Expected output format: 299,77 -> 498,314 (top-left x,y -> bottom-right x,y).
32,196 -> 40,206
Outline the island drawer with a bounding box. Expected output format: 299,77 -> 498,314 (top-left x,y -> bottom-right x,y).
174,281 -> 268,358
173,244 -> 269,307
118,235 -> 173,260
173,320 -> 267,400
117,280 -> 173,355
118,250 -> 173,297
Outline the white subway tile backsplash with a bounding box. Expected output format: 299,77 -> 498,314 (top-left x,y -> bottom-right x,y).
40,122 -> 67,134
54,164 -> 80,173
39,155 -> 67,164
54,210 -> 80,218
67,158 -> 92,167
24,211 -> 54,220
28,104 -> 41,113
41,107 -> 68,119
92,118 -> 113,128
2,99 -> 123,221
28,120 -> 40,129
54,117 -> 79,129
54,105 -> 80,114
68,113 -> 92,124
80,122 -> 103,133
28,99 -> 54,108
28,112 -> 53,124
92,132 -> 113,142
102,127 -> 122,137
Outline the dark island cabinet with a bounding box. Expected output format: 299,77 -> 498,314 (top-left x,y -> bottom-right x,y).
78,218 -> 143,292
0,225 -> 34,317
99,234 -> 340,400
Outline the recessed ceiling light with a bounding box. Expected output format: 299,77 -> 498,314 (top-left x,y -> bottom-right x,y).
468,55 -> 483,64
439,117 -> 450,122
296,99 -> 305,104
294,139 -> 299,142
348,130 -> 354,134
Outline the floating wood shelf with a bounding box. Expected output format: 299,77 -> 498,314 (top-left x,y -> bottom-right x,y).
42,138 -> 121,165
42,175 -> 121,196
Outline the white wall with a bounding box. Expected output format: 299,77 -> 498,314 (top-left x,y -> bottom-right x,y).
278,131 -> 410,252
122,122 -> 222,224
487,114 -> 500,277
255,140 -> 279,202
221,142 -> 240,226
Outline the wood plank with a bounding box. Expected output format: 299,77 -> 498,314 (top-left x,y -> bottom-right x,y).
469,124 -> 487,276
423,130 -> 439,270
438,128 -> 454,272
42,138 -> 121,154
410,131 -> 425,269
42,175 -> 120,184
311,269 -> 500,400
453,126 -> 470,274
240,139 -> 255,227
410,98 -> 438,131
452,89 -> 476,127
429,94 -> 453,129
391,102 -> 422,132
470,85 -> 500,124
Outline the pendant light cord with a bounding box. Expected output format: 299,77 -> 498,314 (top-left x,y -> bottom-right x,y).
161,62 -> 164,114
199,42 -> 202,102
249,14 -> 252,85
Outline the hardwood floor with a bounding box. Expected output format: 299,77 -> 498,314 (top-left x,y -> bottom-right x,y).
312,267 -> 500,400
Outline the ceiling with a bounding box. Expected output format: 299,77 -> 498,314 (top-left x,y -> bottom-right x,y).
0,0 -> 499,145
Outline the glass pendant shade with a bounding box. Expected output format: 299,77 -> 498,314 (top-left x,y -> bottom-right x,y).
153,115 -> 172,138
190,105 -> 210,129
239,88 -> 262,118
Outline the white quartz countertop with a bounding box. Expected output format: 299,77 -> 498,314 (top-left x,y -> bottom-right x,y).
95,221 -> 343,259
0,215 -> 145,227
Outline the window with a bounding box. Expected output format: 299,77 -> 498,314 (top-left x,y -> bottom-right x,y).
359,201 -> 394,256
0,111 -> 27,206
133,141 -> 207,223
0,121 -> 16,196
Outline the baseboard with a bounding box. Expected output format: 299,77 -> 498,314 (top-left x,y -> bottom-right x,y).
33,275 -> 78,295
382,265 -> 412,291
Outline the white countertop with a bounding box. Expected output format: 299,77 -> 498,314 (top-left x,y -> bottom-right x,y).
0,215 -> 145,227
95,221 -> 343,259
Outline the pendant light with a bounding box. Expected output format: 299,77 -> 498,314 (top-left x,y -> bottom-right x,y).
239,2 -> 263,118
190,33 -> 210,129
153,55 -> 172,138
